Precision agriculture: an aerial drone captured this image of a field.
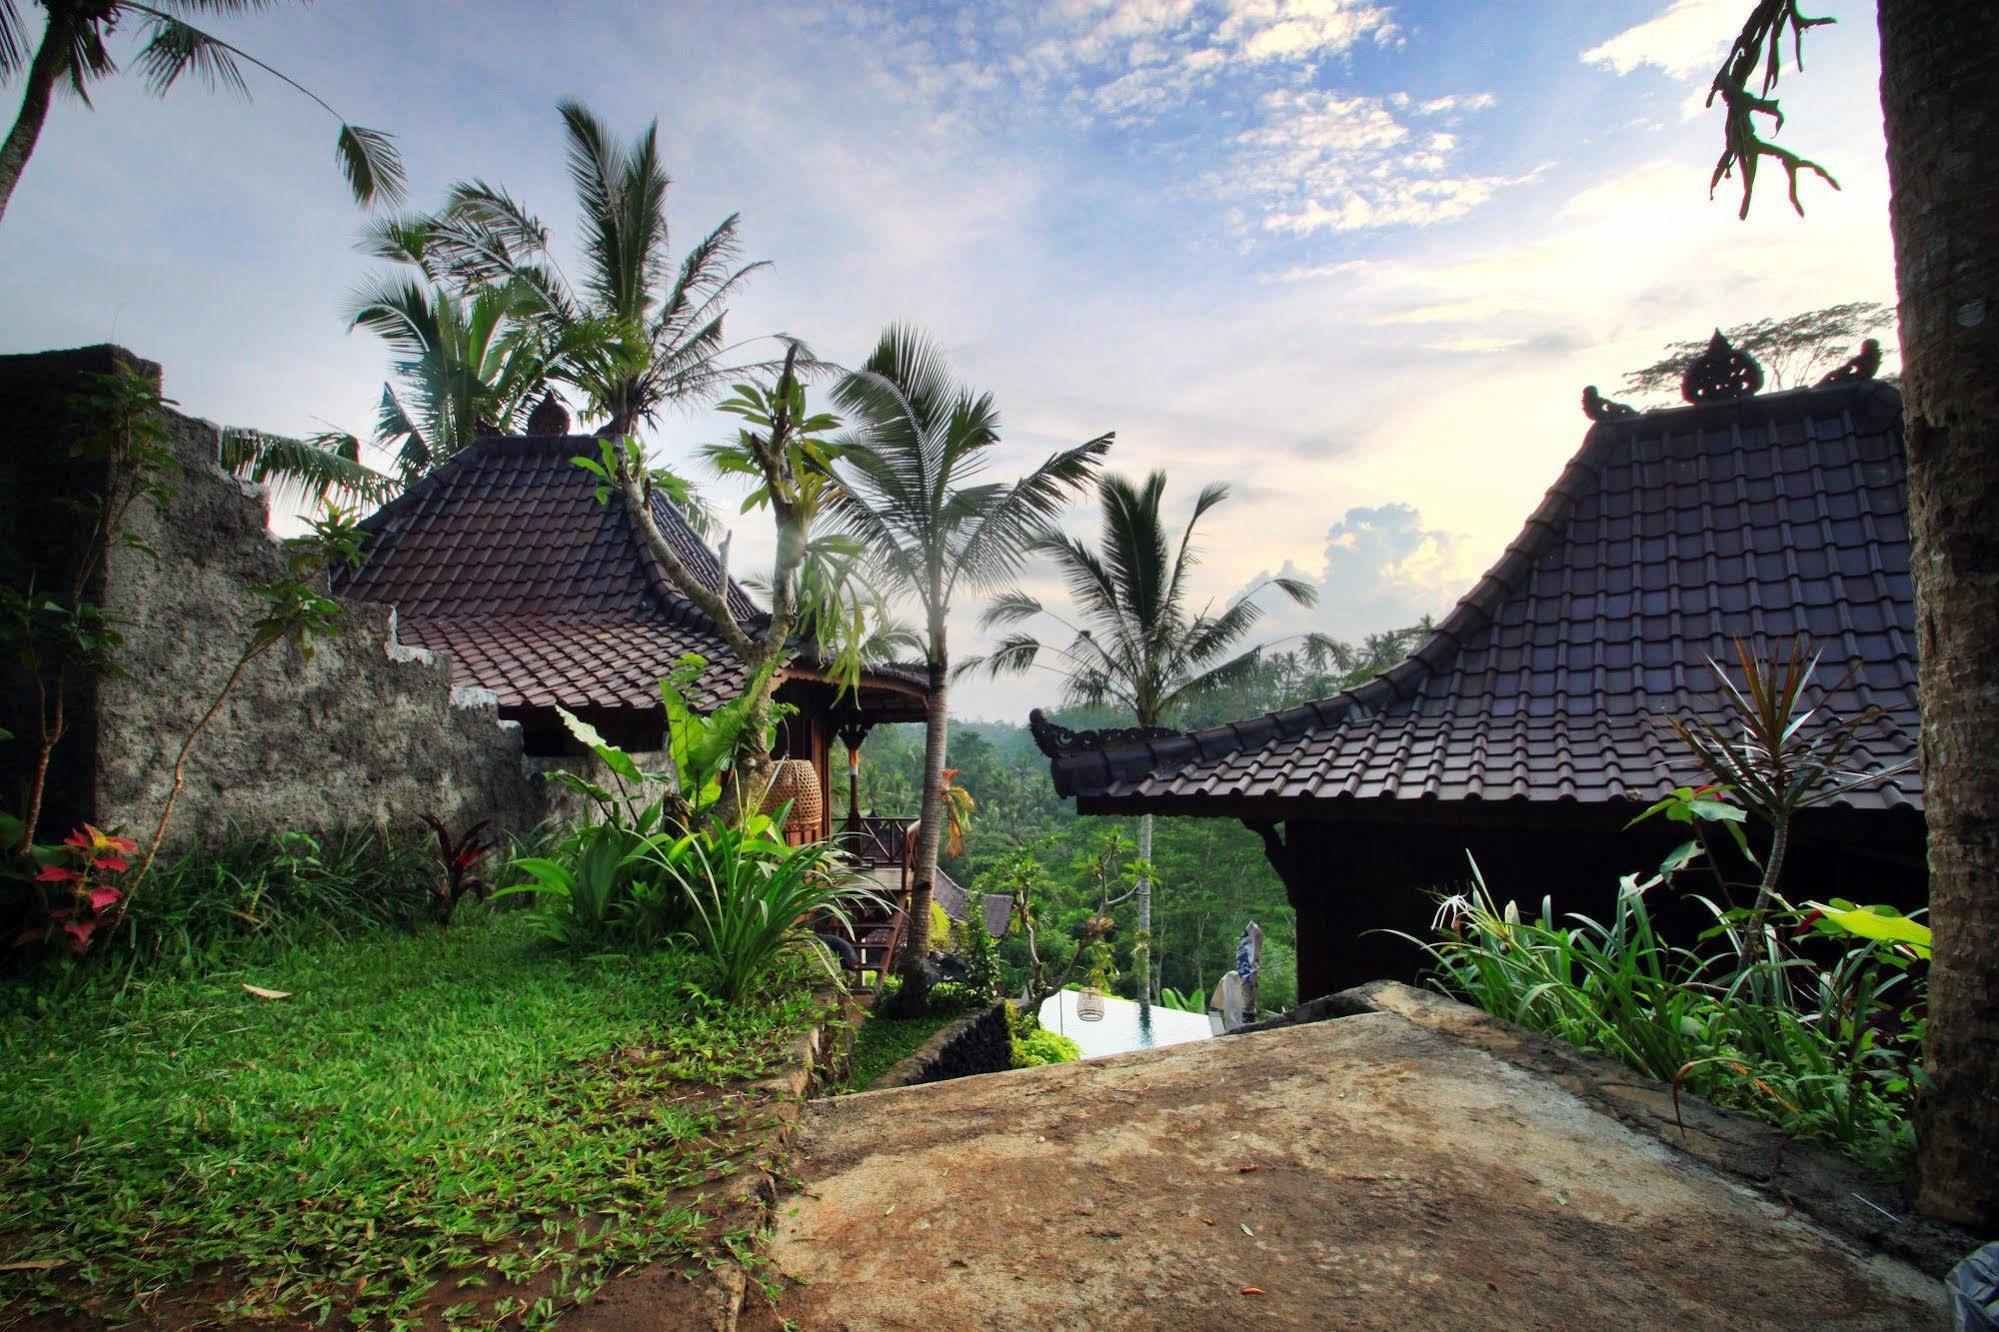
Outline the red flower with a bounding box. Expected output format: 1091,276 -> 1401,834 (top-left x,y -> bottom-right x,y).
35,865 -> 82,883
86,886 -> 124,912
91,856 -> 128,872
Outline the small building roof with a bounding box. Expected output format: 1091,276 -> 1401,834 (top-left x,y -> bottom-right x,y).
1035,363 -> 1919,818
338,434 -> 922,715
933,869 -> 1011,939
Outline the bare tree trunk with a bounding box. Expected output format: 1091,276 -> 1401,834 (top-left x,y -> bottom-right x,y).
0,15 -> 68,228
888,634 -> 949,1016
1136,811 -> 1154,1013
1881,0 -> 1999,1230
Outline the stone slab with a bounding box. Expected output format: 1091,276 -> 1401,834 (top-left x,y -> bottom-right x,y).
758,1005 -> 1945,1330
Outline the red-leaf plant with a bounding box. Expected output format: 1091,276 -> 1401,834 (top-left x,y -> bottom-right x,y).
15,824 -> 135,957
422,816 -> 492,926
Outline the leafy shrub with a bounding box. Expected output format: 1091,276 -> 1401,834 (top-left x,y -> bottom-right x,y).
5,829 -> 437,983
1402,858 -> 1923,1174
1006,1001 -> 1081,1068
649,826 -> 887,1000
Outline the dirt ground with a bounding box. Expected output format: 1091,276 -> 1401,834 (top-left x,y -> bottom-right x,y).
754,1007 -> 1945,1330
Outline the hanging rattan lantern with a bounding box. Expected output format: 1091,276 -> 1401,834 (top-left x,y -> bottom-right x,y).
762,759 -> 824,841
1076,987 -> 1107,1022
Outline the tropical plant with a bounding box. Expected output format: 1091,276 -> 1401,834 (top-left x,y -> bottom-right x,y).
963,470 -> 1314,1010
217,426 -> 396,509
830,324 -> 1111,1013
345,274 -> 585,482
393,100 -> 771,439
420,816 -> 492,927
13,823 -> 134,958
583,350 -> 890,822
1645,636 -> 1914,964
645,825 -> 885,1001
1007,1004 -> 1081,1067
0,0 -> 403,228
502,824 -> 653,951
1403,854 -> 1922,1174
1156,986 -> 1204,1014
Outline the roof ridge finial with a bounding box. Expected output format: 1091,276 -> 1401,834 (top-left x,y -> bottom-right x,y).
1681,329 -> 1764,404
526,390 -> 571,436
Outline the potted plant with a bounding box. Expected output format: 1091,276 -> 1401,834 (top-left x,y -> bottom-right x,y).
1077,935 -> 1114,1022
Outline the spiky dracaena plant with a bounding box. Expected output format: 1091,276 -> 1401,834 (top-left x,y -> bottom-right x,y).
0,0 -> 403,228
960,470 -> 1314,1009
1666,636 -> 1914,963
831,325 -> 1111,1015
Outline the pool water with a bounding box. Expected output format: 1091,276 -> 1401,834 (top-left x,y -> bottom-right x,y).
1037,990 -> 1215,1060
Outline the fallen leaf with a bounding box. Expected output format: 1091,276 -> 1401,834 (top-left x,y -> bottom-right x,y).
1240,1223 -> 1255,1237
1202,1218 -> 1216,1226
1240,1287 -> 1265,1296
1238,1164 -> 1260,1173
242,984 -> 290,1000
884,1204 -> 896,1217
0,1260 -> 61,1271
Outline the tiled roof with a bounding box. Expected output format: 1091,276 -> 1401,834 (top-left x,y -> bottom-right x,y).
338,435 -> 763,712
1041,379 -> 1920,814
933,869 -> 1011,939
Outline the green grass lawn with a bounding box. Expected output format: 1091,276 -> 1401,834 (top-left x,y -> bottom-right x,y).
843,985 -> 986,1092
0,908 -> 822,1327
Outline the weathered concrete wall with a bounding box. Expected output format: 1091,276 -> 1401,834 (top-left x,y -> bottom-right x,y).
872,1001 -> 1012,1090
3,345 -> 542,851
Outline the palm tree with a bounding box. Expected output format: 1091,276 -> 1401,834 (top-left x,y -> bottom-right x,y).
0,0 -> 402,228
404,101 -> 772,437
346,274 -> 576,482
218,426 -> 395,509
961,471 -> 1315,1008
831,325 -> 1111,1015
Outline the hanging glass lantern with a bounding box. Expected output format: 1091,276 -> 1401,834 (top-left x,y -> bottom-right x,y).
1076,987 -> 1106,1022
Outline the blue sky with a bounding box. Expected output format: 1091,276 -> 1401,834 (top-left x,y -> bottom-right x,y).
0,0 -> 1898,720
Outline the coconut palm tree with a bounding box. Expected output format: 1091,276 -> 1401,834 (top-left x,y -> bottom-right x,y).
403,100 -> 772,438
346,274 -> 578,482
0,0 -> 402,228
831,325 -> 1111,1015
960,471 -> 1315,1008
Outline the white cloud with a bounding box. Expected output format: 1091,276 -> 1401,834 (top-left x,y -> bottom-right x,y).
1223,87 -> 1519,235
1581,0 -> 1737,81
1242,503 -> 1468,645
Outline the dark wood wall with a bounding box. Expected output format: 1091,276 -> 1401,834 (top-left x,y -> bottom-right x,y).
1266,803 -> 1928,1003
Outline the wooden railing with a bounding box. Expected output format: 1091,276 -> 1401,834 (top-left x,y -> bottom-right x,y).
838,814 -> 913,869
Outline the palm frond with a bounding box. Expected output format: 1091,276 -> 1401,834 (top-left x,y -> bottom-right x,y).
0,0 -> 30,79
133,15 -> 249,95
335,123 -> 406,207
219,426 -> 397,508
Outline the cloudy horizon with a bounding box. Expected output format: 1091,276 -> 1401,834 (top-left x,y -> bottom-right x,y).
0,0 -> 1899,722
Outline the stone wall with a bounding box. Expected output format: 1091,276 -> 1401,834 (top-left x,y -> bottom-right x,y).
2,345 -> 543,852
871,1002 -> 1013,1090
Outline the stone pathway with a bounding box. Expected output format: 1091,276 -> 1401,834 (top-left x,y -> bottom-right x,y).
751,987 -> 1948,1330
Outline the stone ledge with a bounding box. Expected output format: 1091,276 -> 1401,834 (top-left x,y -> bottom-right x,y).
1262,979 -> 1980,1280
871,1001 -> 1011,1091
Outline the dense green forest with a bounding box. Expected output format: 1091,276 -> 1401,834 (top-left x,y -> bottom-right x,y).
832,626 -> 1432,1013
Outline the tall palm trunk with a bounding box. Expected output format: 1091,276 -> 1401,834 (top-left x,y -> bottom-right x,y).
889,624 -> 950,1016
1137,811 -> 1154,1012
1881,0 -> 1999,1229
0,14 -> 73,227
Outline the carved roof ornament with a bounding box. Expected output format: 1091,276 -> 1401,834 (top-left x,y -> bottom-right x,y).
526,391 -> 571,436
1816,337 -> 1883,386
1581,385 -> 1638,422
1680,330 -> 1764,404
1028,708 -> 1175,759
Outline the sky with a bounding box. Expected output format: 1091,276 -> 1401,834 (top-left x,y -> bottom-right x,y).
0,0 -> 1900,721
